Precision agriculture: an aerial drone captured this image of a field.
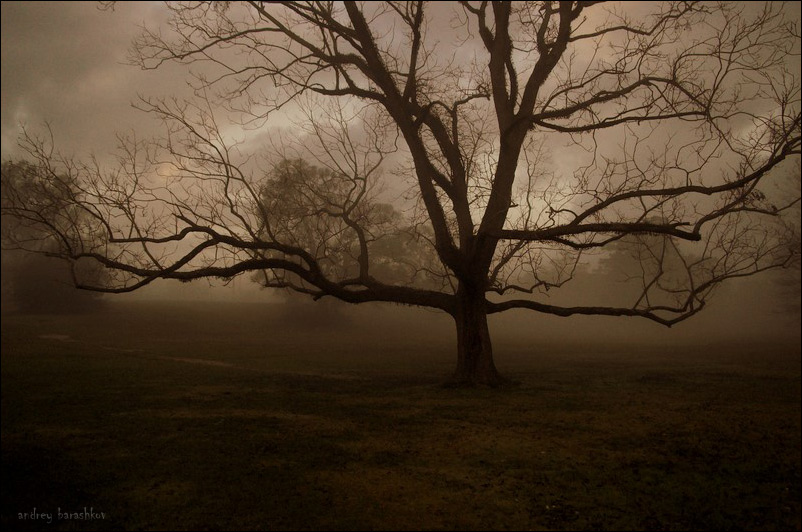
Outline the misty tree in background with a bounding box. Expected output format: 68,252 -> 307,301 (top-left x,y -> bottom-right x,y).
1,160 -> 106,313
2,2 -> 800,384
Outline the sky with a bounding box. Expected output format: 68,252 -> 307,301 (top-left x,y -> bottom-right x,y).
1,2 -> 185,159
0,2 -> 800,343
0,1 -> 252,300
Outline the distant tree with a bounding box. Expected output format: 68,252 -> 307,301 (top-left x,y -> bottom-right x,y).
255,157 -> 444,294
2,2 -> 800,384
1,160 -> 105,312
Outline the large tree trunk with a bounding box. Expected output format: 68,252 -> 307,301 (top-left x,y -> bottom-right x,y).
451,286 -> 504,387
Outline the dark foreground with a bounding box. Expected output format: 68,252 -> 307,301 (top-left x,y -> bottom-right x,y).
2,301 -> 800,530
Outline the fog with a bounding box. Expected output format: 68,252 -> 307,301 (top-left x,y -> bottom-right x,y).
2,253 -> 798,353
100,263 -> 800,348
1,1 -> 800,350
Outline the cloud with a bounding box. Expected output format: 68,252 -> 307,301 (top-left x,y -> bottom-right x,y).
0,2 -> 185,159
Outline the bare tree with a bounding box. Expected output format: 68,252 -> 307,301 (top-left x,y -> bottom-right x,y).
3,2 -> 800,385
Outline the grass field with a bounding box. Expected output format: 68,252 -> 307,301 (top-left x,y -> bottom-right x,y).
1,301 -> 800,530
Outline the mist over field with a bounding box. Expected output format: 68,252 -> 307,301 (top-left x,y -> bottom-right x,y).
5,257 -> 798,350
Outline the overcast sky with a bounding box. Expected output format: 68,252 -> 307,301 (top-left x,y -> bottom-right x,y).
1,1 -> 249,300
4,2 -> 799,159
0,2 -> 187,158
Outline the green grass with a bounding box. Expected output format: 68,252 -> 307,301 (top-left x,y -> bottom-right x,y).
2,301 -> 800,530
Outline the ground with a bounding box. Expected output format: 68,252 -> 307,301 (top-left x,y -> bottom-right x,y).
1,301 -> 800,530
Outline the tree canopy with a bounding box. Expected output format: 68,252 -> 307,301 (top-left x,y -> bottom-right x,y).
2,1 -> 800,384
